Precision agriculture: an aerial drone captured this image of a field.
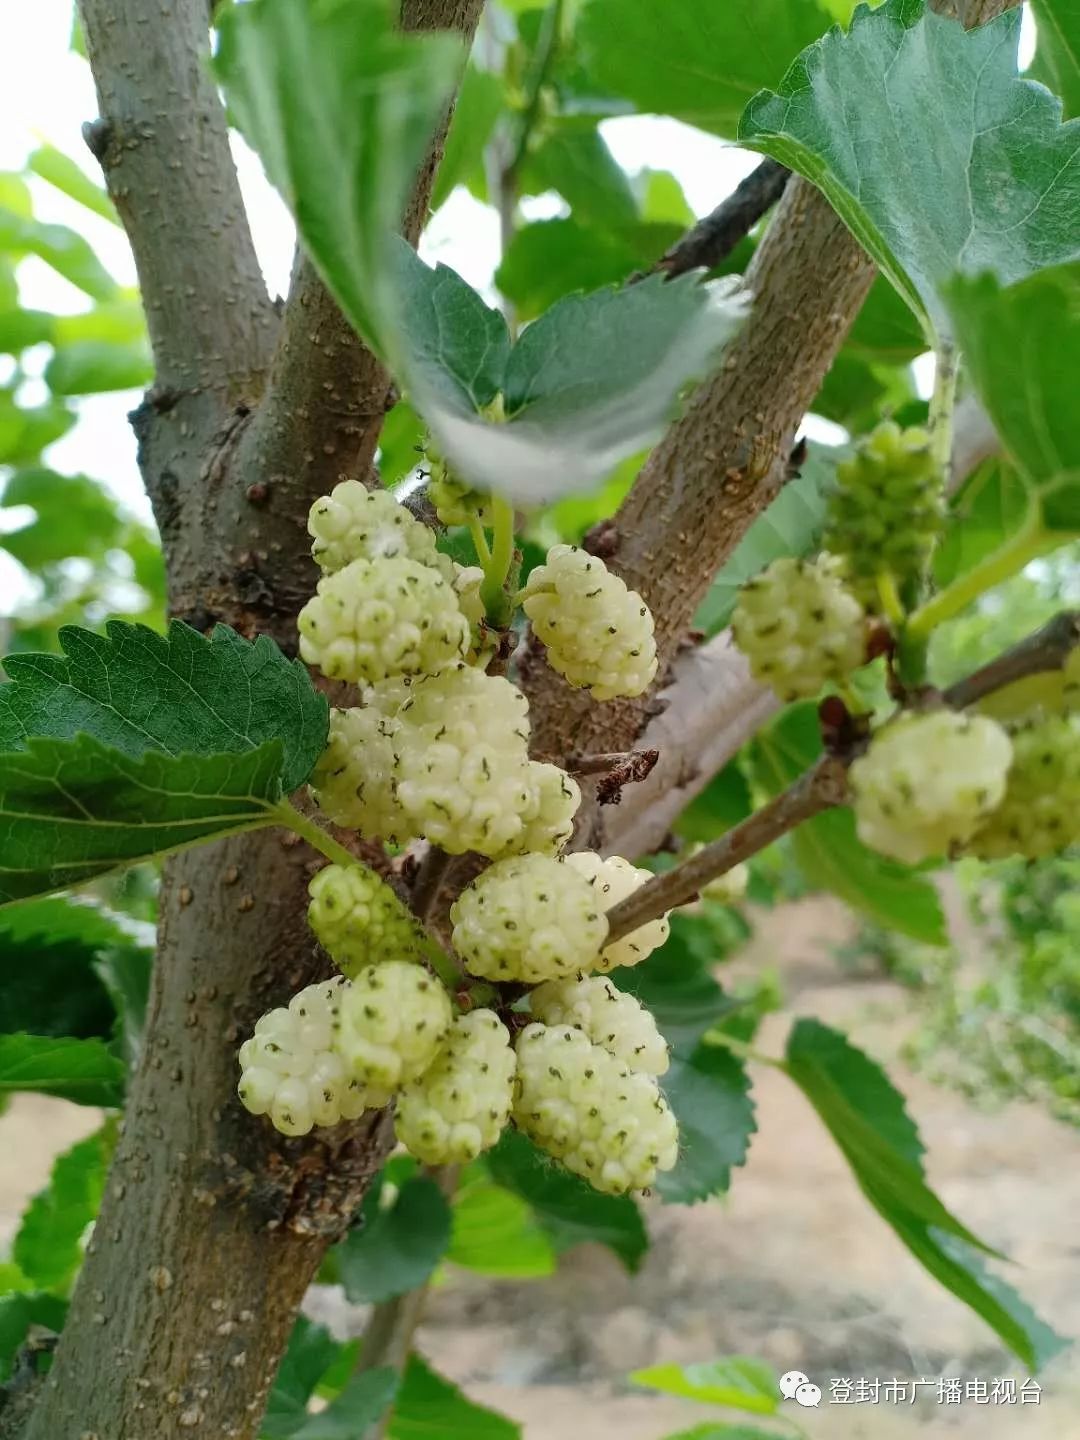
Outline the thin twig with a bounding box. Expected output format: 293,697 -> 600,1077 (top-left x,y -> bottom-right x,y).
605,757 -> 850,944
656,159 -> 790,279
569,749 -> 659,777
603,612 -> 1080,944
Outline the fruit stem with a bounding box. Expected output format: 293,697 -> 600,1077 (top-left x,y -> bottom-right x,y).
274,802 -> 363,871
480,492 -> 517,624
907,510 -> 1055,639
875,569 -> 906,627
928,340 -> 959,483
467,512 -> 492,567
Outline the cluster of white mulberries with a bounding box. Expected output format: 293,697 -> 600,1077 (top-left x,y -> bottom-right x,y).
238,477 -> 680,1192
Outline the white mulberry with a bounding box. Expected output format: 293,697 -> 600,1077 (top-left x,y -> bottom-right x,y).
515,762 -> 581,856
701,861 -> 749,906
530,975 -> 669,1076
966,716 -> 1080,860
336,960 -> 452,1091
522,544 -> 658,700
309,701 -> 406,840
451,854 -> 608,983
563,851 -> 670,972
731,555 -> 866,702
392,665 -> 538,857
850,709 -> 1013,865
308,863 -> 424,978
395,1010 -> 515,1164
513,1023 -> 678,1195
298,556 -> 469,684
308,481 -> 442,574
237,979 -> 372,1136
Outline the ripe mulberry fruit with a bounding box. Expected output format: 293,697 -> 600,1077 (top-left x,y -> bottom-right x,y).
530,975 -> 669,1075
563,851 -> 670,972
395,1009 -> 515,1164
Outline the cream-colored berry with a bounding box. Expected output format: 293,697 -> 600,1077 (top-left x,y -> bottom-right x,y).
309,701 -> 406,840
701,861 -> 749,906
237,979 -> 375,1135
522,544 -> 658,700
451,854 -> 608,983
966,715 -> 1080,860
512,1023 -> 678,1195
850,709 -> 1013,865
336,961 -> 452,1091
563,851 -> 670,972
298,556 -> 469,684
530,975 -> 669,1076
514,762 -> 581,856
731,554 -> 866,702
395,1010 -> 515,1164
308,863 -> 424,978
308,482 -> 443,574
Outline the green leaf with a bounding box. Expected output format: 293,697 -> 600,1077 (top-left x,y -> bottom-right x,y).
487,1129 -> 648,1271
1,470 -> 124,569
0,208 -> 119,302
393,242 -> 510,413
739,0 -> 1080,338
0,923 -> 118,1040
94,943 -> 153,1067
0,309 -> 55,354
496,218 -> 645,320
943,265 -> 1080,533
579,0 -> 832,138
1030,0 -> 1080,120
0,620 -> 327,794
53,301 -> 147,348
631,1357 -> 778,1415
658,1046 -> 755,1204
695,453 -> 832,636
215,0 -> 462,363
45,341 -> 153,396
263,1318 -> 347,1438
27,145 -> 120,224
13,1124 -> 115,1293
432,65 -> 504,211
675,762 -> 754,846
290,1370 -> 398,1439
785,1019 -> 1066,1368
0,391 -> 75,465
0,1293 -> 67,1383
337,1177 -> 452,1305
753,705 -> 947,944
522,126 -> 638,228
0,734 -> 288,904
388,1354 -> 520,1440
933,458 -> 1031,588
448,1179 -> 557,1278
0,1033 -> 124,1105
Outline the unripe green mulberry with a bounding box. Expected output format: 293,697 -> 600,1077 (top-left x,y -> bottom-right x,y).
395,1010 -> 515,1164
522,544 -> 658,700
308,863 -> 424,978
298,556 -> 470,684
530,975 -> 669,1076
563,851 -> 670,972
966,716 -> 1080,860
237,979 -> 372,1136
826,421 -> 944,605
515,762 -> 581,856
392,665 -> 539,857
309,481 -> 443,574
451,854 -> 608,983
337,961 -> 452,1091
428,465 -> 492,527
512,1023 -> 678,1195
731,555 -> 866,702
850,709 -> 1013,865
310,702 -> 405,840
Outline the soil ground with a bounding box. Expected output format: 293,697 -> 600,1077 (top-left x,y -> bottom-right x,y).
4,896 -> 1079,1438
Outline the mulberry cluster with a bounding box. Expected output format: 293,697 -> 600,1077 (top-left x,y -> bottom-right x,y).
523,544 -> 658,700
826,421 -> 945,605
731,555 -> 866,702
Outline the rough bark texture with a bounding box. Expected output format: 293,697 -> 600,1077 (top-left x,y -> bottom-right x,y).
525,179 -> 876,800
24,3 -> 482,1438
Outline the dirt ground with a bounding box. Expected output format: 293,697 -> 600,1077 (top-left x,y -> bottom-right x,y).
3,897 -> 1079,1439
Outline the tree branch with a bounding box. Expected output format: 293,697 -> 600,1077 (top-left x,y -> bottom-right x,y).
656,159 -> 790,279
79,0 -> 275,393
603,612 -> 1080,942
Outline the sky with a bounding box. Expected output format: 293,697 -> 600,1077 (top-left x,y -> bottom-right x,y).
0,3 -> 1038,598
